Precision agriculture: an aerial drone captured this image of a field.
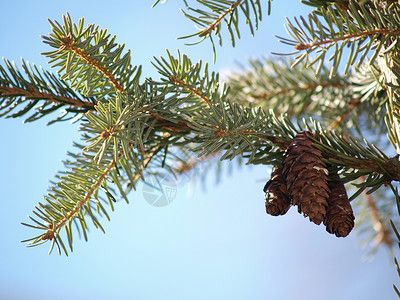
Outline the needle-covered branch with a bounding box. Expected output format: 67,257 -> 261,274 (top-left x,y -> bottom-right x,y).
276,1 -> 400,77
179,0 -> 267,58
42,13 -> 142,100
226,57 -> 388,136
0,59 -> 96,124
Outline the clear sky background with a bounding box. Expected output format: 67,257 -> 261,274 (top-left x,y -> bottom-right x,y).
0,1 -> 398,300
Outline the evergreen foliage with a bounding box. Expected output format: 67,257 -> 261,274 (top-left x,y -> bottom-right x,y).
177,0 -> 267,51
1,0 -> 400,296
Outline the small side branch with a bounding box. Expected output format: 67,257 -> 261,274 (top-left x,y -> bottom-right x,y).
295,27 -> 400,52
248,81 -> 347,101
60,34 -> 126,93
42,158 -> 117,241
0,86 -> 95,110
198,0 -> 243,37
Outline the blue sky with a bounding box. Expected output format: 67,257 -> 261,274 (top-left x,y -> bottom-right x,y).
0,1 -> 398,299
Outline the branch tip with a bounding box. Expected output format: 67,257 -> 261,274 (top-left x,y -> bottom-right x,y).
59,34 -> 125,93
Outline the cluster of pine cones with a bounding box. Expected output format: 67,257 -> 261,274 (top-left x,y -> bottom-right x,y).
263,131 -> 355,237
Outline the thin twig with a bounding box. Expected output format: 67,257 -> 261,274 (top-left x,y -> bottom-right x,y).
295,27 -> 400,51
0,86 -> 95,109
198,0 -> 243,37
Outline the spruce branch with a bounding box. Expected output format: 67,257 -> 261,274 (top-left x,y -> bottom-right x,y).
151,51 -> 399,186
226,57 -> 349,113
151,49 -> 227,108
58,33 -> 126,93
0,86 -> 94,109
22,146 -> 119,255
42,13 -> 142,100
179,0 -> 266,57
226,57 -> 388,136
276,1 -> 400,77
22,101 -> 165,255
41,157 -> 117,244
195,0 -> 243,37
0,59 -> 96,124
155,58 -> 398,184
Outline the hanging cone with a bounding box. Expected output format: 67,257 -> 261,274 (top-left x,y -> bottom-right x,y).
264,167 -> 291,216
324,173 -> 355,237
282,131 -> 329,225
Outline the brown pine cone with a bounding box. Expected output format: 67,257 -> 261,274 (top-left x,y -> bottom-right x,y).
282,131 -> 329,225
324,173 -> 355,237
264,167 -> 291,216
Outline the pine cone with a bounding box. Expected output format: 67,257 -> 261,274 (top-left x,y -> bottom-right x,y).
324,173 -> 355,237
264,167 -> 291,216
282,131 -> 329,225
